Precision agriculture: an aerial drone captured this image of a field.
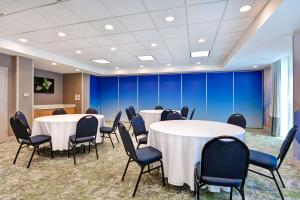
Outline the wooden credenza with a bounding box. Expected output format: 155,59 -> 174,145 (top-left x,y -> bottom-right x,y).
34,104 -> 76,118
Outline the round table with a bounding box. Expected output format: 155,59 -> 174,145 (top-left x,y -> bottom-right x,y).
139,110 -> 180,130
148,120 -> 245,191
32,114 -> 105,151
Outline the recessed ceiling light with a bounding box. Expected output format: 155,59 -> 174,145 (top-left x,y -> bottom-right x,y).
105,24 -> 114,30
75,50 -> 82,55
151,43 -> 157,47
191,50 -> 210,57
240,5 -> 251,13
139,65 -> 144,68
253,65 -> 258,68
165,16 -> 175,22
115,67 -> 119,70
137,55 -> 155,61
51,62 -> 57,66
166,64 -> 172,67
19,38 -> 28,43
198,38 -> 205,43
93,59 -> 110,64
57,32 -> 66,37
196,62 -> 201,65
110,47 -> 116,51
75,69 -> 80,72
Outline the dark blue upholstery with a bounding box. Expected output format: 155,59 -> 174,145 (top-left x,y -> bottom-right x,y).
181,106 -> 189,118
155,106 -> 163,110
74,115 -> 98,141
22,135 -> 51,145
166,112 -> 182,120
139,136 -> 147,144
100,127 -> 113,133
128,106 -> 137,116
69,135 -> 95,143
161,109 -> 172,121
126,108 -> 133,122
118,123 -> 138,161
278,126 -> 298,166
86,108 -> 98,114
10,117 -> 31,141
202,176 -> 242,187
227,113 -> 246,129
250,150 -> 277,170
52,108 -> 67,115
136,146 -> 162,165
132,115 -> 147,137
15,111 -> 31,134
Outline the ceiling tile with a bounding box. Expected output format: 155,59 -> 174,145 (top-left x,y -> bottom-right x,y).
214,32 -> 243,44
34,4 -> 83,25
212,41 -> 236,51
186,0 -> 224,5
35,39 -> 94,51
141,40 -> 166,50
187,1 -> 227,24
159,25 -> 188,39
188,21 -> 219,36
189,35 -> 214,50
58,23 -> 100,39
0,0 -> 24,14
132,29 -> 162,42
64,0 -> 112,21
15,0 -> 57,8
85,36 -> 115,46
107,33 -> 137,44
218,17 -> 254,33
143,0 -> 185,11
89,18 -> 127,35
150,7 -> 187,28
100,0 -> 146,16
119,43 -> 146,51
148,48 -> 170,56
118,13 -> 155,31
0,16 -> 35,35
164,37 -> 188,48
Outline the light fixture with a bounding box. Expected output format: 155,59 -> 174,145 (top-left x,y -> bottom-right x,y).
105,24 -> 114,30
165,16 -> 175,22
137,55 -> 155,61
240,5 -> 251,13
151,43 -> 157,47
51,62 -> 57,65
57,32 -> 66,37
139,65 -> 144,68
19,38 -> 28,43
198,38 -> 205,43
93,59 -> 110,64
115,67 -> 119,70
191,50 -> 210,57
75,69 -> 80,72
75,50 -> 82,55
166,63 -> 172,67
253,65 -> 258,68
110,47 -> 116,51
196,62 -> 201,65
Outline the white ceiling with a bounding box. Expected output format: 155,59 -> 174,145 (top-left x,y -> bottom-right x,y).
0,0 -> 277,74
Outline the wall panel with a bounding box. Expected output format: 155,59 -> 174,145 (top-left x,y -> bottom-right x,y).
159,74 -> 181,110
138,75 -> 158,110
119,76 -> 137,121
100,77 -> 118,121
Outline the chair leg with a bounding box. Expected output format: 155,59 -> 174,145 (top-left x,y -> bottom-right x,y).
27,146 -> 36,168
137,143 -> 140,149
67,141 -> 70,158
101,133 -> 104,143
276,169 -> 285,188
94,140 -> 99,160
235,187 -> 245,200
114,131 -> 119,143
160,160 -> 165,186
108,134 -> 115,148
133,166 -> 144,197
271,170 -> 285,200
89,141 -> 91,153
72,144 -> 76,165
49,141 -> 54,159
196,183 -> 200,200
122,157 -> 131,181
230,187 -> 233,200
13,143 -> 23,164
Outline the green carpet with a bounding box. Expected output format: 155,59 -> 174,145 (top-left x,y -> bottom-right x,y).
0,127 -> 299,200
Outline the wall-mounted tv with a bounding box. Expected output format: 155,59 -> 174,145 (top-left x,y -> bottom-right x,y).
34,77 -> 54,93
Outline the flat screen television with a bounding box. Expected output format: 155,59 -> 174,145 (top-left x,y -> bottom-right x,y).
34,77 -> 54,93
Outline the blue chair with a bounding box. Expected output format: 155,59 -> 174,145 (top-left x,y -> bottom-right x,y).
227,113 -> 246,129
86,108 -> 98,114
194,136 -> 249,200
10,117 -> 53,168
118,123 -> 165,197
15,111 -> 31,135
249,126 -> 297,200
189,108 -> 195,120
155,105 -> 164,110
128,106 -> 137,117
131,115 -> 148,148
166,111 -> 182,120
181,106 -> 189,119
68,115 -> 99,165
161,109 -> 173,121
100,111 -> 122,148
52,108 -> 67,115
126,108 -> 134,131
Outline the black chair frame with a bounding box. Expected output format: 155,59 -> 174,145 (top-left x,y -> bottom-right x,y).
100,111 -> 121,148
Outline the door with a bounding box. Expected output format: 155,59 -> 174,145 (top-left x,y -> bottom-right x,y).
0,67 -> 8,140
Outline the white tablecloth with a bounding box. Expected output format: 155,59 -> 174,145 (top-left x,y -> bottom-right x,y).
32,114 -> 105,151
148,120 -> 245,191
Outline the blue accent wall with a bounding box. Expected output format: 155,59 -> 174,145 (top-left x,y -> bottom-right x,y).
138,75 -> 158,110
90,71 -> 263,127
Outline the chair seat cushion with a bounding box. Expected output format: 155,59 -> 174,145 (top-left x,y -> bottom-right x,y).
136,146 -> 162,165
69,135 -> 95,143
138,136 -> 148,144
22,135 -> 51,145
250,150 -> 277,170
202,176 -> 242,187
100,127 -> 113,133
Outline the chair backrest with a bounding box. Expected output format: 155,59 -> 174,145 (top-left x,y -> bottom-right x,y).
126,108 -> 133,122
86,108 -> 98,114
161,109 -> 173,121
227,113 -> 246,129
166,111 -> 182,120
155,105 -> 164,110
128,106 -> 136,116
181,106 -> 189,118
277,126 -> 298,168
189,108 -> 195,120
52,108 -> 67,115
201,136 -> 249,188
118,123 -> 137,161
131,115 -> 147,137
112,111 -> 122,130
10,117 -> 31,143
75,115 -> 98,141
15,111 -> 31,131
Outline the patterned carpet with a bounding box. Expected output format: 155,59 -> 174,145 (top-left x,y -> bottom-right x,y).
0,127 -> 299,200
